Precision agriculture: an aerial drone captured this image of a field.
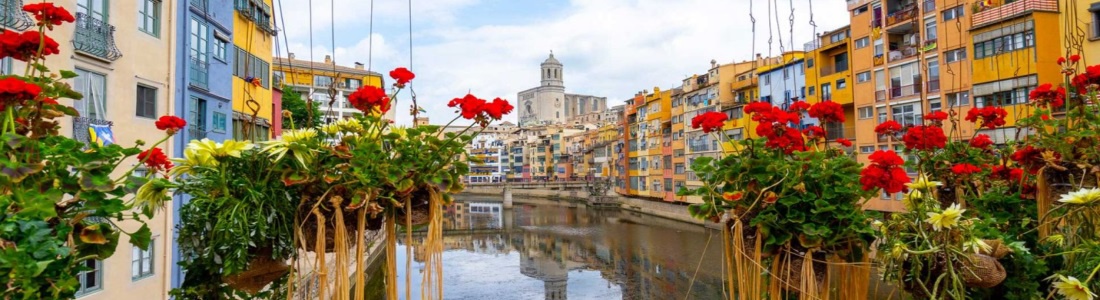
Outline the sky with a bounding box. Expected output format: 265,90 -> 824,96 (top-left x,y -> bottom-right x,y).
276,0 -> 851,126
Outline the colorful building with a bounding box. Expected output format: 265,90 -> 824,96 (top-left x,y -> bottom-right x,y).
1076,2 -> 1100,59
231,0 -> 275,141
272,54 -> 388,124
804,26 -> 857,143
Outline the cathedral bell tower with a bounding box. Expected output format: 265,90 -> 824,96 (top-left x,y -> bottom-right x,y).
541,51 -> 563,87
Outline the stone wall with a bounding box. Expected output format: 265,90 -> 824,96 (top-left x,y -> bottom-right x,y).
461,186 -> 712,227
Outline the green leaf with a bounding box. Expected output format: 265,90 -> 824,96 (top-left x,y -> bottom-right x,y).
0,160 -> 44,183
59,70 -> 79,79
79,224 -> 109,244
129,224 -> 152,251
1,132 -> 27,148
32,260 -> 54,276
79,170 -> 116,192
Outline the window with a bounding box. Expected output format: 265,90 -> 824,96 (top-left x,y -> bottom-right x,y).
783,68 -> 790,79
837,79 -> 847,90
212,112 -> 227,133
857,71 -> 871,83
892,103 -> 923,126
0,57 -> 11,75
763,74 -> 771,85
132,241 -> 154,280
833,52 -> 849,73
139,0 -> 160,37
821,83 -> 832,100
943,5 -> 965,21
808,86 -> 816,95
854,5 -> 869,15
858,107 -> 874,119
1093,9 -> 1100,39
189,18 -> 208,64
188,97 -> 207,136
947,91 -> 970,107
313,75 -> 333,88
874,38 -> 884,57
233,46 -> 271,88
75,260 -> 103,296
675,163 -> 685,174
806,59 -> 815,68
345,78 -> 362,89
927,58 -> 940,80
945,48 -> 967,63
860,146 -> 875,153
74,69 -> 107,120
973,30 -> 1034,59
725,128 -> 744,141
213,37 -> 227,61
976,86 -> 1033,107
78,0 -> 108,22
929,98 -> 942,112
855,37 -> 870,49
878,110 -> 887,124
135,85 -> 156,119
925,19 -> 937,41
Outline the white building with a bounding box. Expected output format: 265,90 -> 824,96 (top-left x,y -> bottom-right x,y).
517,52 -> 609,126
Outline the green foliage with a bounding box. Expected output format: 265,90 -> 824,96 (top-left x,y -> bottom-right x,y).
279,88 -> 322,129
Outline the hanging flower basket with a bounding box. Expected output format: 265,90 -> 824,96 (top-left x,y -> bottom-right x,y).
223,247 -> 291,294
394,185 -> 441,227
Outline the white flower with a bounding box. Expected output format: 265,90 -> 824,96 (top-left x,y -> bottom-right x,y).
962,237 -> 991,254
925,203 -> 965,231
1058,188 -> 1100,205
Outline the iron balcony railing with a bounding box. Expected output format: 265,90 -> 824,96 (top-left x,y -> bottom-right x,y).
972,0 -> 1058,29
819,65 -> 850,77
73,12 -> 122,61
188,127 -> 208,141
72,117 -> 112,147
189,56 -> 209,89
890,82 -> 923,99
885,5 -> 917,27
888,46 -> 919,62
0,0 -> 34,30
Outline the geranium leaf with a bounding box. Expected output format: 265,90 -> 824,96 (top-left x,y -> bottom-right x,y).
59,70 -> 78,79
79,224 -> 108,244
0,160 -> 44,183
129,224 -> 152,251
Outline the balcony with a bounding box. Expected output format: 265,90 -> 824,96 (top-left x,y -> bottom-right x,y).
825,124 -> 856,140
922,0 -> 936,14
191,0 -> 207,10
189,56 -> 209,89
873,55 -> 884,66
188,127 -> 208,141
74,13 -> 121,61
819,65 -> 849,77
876,90 -> 887,102
971,0 -> 1058,29
885,5 -> 918,27
890,82 -> 923,99
72,117 -> 112,147
1,0 -> 34,30
887,46 -> 919,62
927,78 -> 941,93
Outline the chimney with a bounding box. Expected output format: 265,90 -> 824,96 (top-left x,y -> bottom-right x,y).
324,55 -> 332,64
354,62 -> 364,70
288,52 -> 295,59
710,59 -> 717,68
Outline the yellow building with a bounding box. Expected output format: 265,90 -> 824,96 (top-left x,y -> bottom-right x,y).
680,60 -> 756,203
643,87 -> 672,200
805,26 -> 857,143
1073,2 -> 1099,61
232,0 -> 275,140
669,88 -> 687,200
273,54 -> 387,123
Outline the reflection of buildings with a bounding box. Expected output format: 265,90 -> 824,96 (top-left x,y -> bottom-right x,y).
404,201 -> 725,299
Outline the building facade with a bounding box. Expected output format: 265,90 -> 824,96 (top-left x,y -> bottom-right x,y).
230,0 -> 274,141
517,52 -> 609,126
272,54 -> 388,123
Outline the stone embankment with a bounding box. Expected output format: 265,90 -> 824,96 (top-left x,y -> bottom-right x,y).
461,184 -> 714,228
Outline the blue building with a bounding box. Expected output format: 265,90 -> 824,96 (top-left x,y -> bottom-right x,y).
757,52 -> 815,127
172,0 -> 236,289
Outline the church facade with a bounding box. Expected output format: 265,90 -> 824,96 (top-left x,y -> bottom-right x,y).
517,53 -> 608,126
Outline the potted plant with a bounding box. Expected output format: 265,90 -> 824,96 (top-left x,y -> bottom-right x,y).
0,3 -> 176,299
680,100 -> 878,299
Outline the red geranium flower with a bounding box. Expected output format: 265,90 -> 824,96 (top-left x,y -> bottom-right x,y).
482,97 -> 514,120
155,116 -> 187,134
836,138 -> 853,147
869,149 -> 905,167
22,3 -> 74,28
138,147 -> 173,174
1057,57 -> 1067,65
1071,64 -> 1100,93
969,134 -> 994,149
1070,54 -> 1081,63
875,120 -> 903,137
0,77 -> 41,107
860,150 -> 910,193
755,121 -> 807,153
0,30 -> 60,61
389,67 -> 415,86
1028,83 -> 1066,108
808,101 -> 845,123
902,125 -> 946,151
787,101 -> 810,113
348,85 -> 391,114
951,163 -> 981,176
449,93 -> 488,120
924,111 -> 948,125
743,101 -> 772,114
964,107 -> 1008,129
990,165 -> 1024,182
1010,145 -> 1058,174
691,111 -> 728,133
802,125 -> 826,140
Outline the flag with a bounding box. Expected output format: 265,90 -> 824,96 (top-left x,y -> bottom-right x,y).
88,124 -> 115,146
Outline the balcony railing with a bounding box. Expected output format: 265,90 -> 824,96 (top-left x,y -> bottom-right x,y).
188,127 -> 208,141
189,56 -> 209,89
972,0 -> 1058,29
927,78 -> 941,93
819,65 -> 849,77
1,0 -> 34,30
922,0 -> 936,14
190,0 -> 207,10
888,46 -> 919,62
825,124 -> 856,140
873,55 -> 884,66
890,82 -> 923,99
885,5 -> 917,27
73,13 -> 122,61
73,117 -> 112,147
876,90 -> 887,102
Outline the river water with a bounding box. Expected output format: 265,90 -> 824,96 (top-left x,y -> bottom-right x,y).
384,196 -> 727,300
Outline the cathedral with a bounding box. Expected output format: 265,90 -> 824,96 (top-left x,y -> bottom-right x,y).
517,52 -> 608,126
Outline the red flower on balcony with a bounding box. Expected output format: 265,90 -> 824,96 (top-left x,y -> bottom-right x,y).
154,116 -> 187,134
836,138 -> 853,147
1070,54 -> 1081,63
802,125 -> 826,140
348,85 -> 391,114
860,150 -> 910,193
389,67 -> 415,87
1057,57 -> 1066,65
1028,83 -> 1065,108
924,111 -> 948,122
138,147 -> 173,174
691,111 -> 728,133
875,120 -> 903,137
969,134 -> 994,149
0,30 -> 60,62
964,107 -> 1008,129
951,163 -> 981,176
22,3 -> 74,28
808,101 -> 845,123
902,125 -> 946,151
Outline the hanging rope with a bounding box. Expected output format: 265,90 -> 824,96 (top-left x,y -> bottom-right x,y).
368,0 -> 375,73
408,0 -> 420,123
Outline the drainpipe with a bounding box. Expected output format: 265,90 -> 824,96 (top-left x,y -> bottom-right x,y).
162,1 -> 175,299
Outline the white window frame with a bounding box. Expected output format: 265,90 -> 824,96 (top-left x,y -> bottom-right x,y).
75,260 -> 103,296
858,107 -> 874,119
132,240 -> 155,280
857,71 -> 871,83
855,37 -> 870,49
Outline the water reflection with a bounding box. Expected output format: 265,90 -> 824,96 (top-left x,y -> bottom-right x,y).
392,198 -> 726,300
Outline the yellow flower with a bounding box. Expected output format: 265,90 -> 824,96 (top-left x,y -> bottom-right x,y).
890,243 -> 907,259
281,128 -> 318,143
962,237 -> 991,254
903,190 -> 923,211
1058,188 -> 1100,205
335,118 -> 363,132
262,129 -> 317,167
925,203 -> 965,231
906,174 -> 942,191
1046,234 -> 1066,247
1053,275 -> 1095,300
216,140 -> 254,157
321,123 -> 342,135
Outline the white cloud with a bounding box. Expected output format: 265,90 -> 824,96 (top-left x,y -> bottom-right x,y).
276,0 -> 479,39
281,0 -> 850,126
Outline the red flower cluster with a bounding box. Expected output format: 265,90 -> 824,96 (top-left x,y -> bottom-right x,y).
138,147 -> 173,173
1071,64 -> 1100,92
0,30 -> 60,61
155,116 -> 187,134
836,138 -> 853,147
802,125 -> 825,140
690,111 -> 728,133
964,107 -> 1008,129
807,101 -> 845,123
447,93 -> 513,121
874,120 -> 903,137
990,165 -> 1024,182
1058,55 -> 1082,65
348,85 -> 391,114
0,77 -> 42,110
1010,145 -> 1058,174
901,125 -> 946,151
1028,83 -> 1065,108
924,111 -> 948,126
389,67 -> 415,86
787,101 -> 810,112
951,163 -> 981,176
745,101 -> 806,153
969,134 -> 994,149
859,150 -> 911,193
23,3 -> 74,27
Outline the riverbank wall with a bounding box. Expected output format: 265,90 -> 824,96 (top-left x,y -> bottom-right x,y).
460,185 -> 717,228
